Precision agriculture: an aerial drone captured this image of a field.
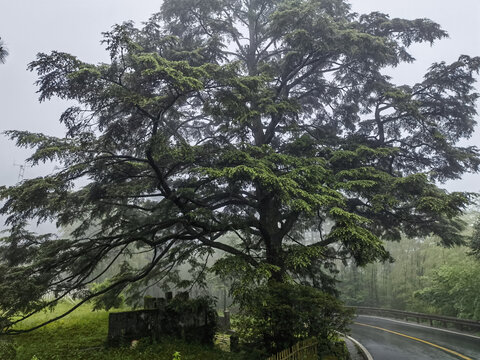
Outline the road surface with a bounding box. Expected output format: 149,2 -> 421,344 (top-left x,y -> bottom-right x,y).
350,315 -> 480,359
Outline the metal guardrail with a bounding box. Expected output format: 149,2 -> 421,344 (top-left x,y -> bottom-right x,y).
351,306 -> 480,332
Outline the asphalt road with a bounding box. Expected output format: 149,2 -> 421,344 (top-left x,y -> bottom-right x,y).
350,315 -> 480,360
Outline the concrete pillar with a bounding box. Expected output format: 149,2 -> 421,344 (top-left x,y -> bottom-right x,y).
224,310 -> 231,330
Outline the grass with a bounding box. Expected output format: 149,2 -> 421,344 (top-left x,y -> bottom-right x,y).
1,302 -> 244,360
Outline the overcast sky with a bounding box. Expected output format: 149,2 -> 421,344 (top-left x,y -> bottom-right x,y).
0,1 -> 479,204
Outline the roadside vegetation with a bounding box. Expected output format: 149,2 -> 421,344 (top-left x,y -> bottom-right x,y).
337,211 -> 480,320
0,303 -> 242,360
0,301 -> 353,360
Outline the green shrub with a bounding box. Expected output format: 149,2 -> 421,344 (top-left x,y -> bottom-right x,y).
233,282 -> 353,355
318,337 -> 349,359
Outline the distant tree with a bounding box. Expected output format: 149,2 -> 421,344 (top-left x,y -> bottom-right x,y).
470,212 -> 480,258
337,209 -> 480,316
1,0 -> 479,352
0,37 -> 8,63
414,261 -> 480,320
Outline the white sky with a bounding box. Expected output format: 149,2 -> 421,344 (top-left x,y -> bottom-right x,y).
0,1 -> 479,209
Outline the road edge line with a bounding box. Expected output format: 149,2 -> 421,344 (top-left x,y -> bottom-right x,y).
345,335 -> 374,360
358,315 -> 480,340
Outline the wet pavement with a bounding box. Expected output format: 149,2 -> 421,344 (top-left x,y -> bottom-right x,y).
350,315 -> 480,360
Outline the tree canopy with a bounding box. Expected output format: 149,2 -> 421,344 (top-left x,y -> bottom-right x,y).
1,0 -> 479,348
471,216 -> 480,258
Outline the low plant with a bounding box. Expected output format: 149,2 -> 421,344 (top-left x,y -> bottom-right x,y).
0,340 -> 16,360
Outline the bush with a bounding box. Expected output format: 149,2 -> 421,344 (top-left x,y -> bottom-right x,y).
318,337 -> 350,359
233,282 -> 353,355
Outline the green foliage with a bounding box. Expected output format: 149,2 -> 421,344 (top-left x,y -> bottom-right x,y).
470,216 -> 480,258
9,302 -> 241,360
318,337 -> 350,360
11,302 -> 110,359
0,340 -> 16,360
89,281 -> 125,311
233,282 -> 353,355
337,215 -> 480,320
414,262 -> 480,320
172,351 -> 181,360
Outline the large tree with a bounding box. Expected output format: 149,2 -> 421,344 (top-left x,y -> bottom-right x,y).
1,0 -> 479,350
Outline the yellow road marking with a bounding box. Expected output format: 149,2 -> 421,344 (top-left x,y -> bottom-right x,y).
355,322 -> 472,360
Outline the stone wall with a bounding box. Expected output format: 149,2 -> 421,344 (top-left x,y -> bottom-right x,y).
217,310 -> 231,331
107,294 -> 216,345
108,309 -> 161,344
